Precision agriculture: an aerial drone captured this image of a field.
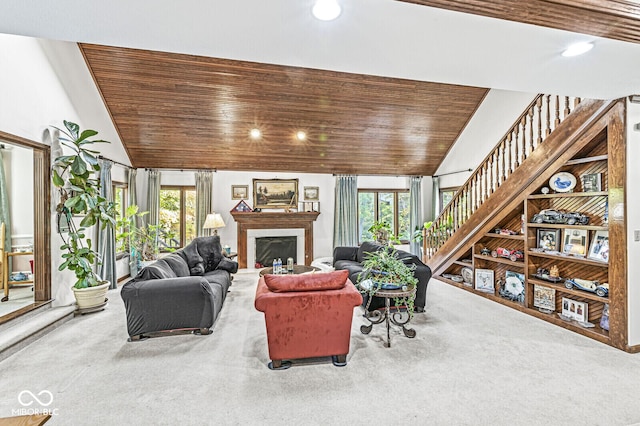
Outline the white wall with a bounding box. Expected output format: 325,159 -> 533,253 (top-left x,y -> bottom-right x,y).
626,100 -> 640,345
435,89 -> 537,189
0,34 -> 128,306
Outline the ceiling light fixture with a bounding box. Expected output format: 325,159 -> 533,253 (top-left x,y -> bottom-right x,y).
561,42 -> 594,57
312,0 -> 341,21
296,131 -> 307,141
250,128 -> 262,139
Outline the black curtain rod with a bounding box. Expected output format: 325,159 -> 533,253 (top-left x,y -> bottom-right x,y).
433,168 -> 472,178
97,155 -> 131,170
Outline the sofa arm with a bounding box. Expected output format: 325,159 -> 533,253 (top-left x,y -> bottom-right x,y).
332,246 -> 358,265
121,276 -> 216,337
217,257 -> 238,274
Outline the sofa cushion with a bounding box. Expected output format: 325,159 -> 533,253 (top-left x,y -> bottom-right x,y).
357,241 -> 384,263
161,253 -> 190,277
264,270 -> 349,293
178,240 -> 205,275
135,259 -> 177,280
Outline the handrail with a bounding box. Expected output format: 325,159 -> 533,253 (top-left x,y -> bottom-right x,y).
423,94 -> 582,260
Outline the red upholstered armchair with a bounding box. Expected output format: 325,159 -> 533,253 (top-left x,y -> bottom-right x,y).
254,270 -> 363,370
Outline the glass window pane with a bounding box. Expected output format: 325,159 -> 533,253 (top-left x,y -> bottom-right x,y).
185,190 -> 196,244
397,192 -> 410,241
114,187 -> 125,252
358,192 -> 374,242
378,192 -> 394,232
160,189 -> 181,249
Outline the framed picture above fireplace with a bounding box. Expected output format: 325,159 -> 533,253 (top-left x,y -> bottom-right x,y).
253,178 -> 298,210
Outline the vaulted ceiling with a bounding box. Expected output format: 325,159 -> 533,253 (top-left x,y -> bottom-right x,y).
3,0 -> 640,176
80,44 -> 487,175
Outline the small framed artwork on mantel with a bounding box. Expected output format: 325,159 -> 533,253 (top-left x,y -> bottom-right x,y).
231,185 -> 249,200
304,186 -> 319,201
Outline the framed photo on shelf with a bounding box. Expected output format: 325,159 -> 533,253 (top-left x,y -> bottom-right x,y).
231,185 -> 249,200
562,297 -> 588,323
537,228 -> 561,251
562,228 -> 589,257
588,230 -> 609,262
303,186 -> 319,201
253,178 -> 298,210
533,284 -> 556,312
474,268 -> 495,294
582,173 -> 602,192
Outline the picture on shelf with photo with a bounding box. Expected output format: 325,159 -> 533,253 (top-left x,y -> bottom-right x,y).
562,297 -> 588,323
534,285 -> 556,312
537,228 -> 561,251
474,269 -> 494,294
581,172 -> 602,192
588,230 -> 609,262
562,228 -> 588,257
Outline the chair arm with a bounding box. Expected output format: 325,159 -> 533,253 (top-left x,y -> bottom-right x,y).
332,246 -> 358,264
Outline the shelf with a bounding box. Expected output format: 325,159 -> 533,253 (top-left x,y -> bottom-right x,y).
482,233 -> 525,240
527,277 -> 610,303
453,260 -> 473,267
527,250 -> 609,267
7,280 -> 34,285
474,254 -> 525,268
6,251 -> 33,257
527,223 -> 608,231
564,154 -> 608,166
525,307 -> 610,343
528,191 -> 607,199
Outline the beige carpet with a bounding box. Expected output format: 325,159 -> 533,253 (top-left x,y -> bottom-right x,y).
1,270 -> 640,425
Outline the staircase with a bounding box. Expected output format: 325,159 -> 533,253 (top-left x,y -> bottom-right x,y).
423,95 -> 619,276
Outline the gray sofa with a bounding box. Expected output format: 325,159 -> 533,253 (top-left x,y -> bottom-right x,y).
333,241 -> 431,312
121,235 -> 238,341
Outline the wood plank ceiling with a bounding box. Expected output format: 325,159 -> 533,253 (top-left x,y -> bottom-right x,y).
399,0 -> 640,45
80,44 -> 488,176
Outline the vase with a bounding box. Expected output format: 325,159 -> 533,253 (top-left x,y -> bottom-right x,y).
72,281 -> 110,310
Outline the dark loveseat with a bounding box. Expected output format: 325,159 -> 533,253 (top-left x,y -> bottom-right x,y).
333,241 -> 431,312
121,235 -> 238,340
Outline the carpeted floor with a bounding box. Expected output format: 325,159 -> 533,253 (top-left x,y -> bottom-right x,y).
1,270 -> 640,425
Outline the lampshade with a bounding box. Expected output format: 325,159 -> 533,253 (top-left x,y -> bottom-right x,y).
203,213 -> 225,231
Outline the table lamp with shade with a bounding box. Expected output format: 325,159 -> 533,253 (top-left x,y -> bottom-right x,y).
203,213 -> 225,236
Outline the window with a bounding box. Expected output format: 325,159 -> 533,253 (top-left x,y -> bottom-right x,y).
113,182 -> 128,254
358,189 -> 410,244
440,187 -> 458,211
159,186 -> 196,249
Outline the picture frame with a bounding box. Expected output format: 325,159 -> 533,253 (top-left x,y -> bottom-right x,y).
582,173 -> 602,192
303,186 -> 319,201
536,228 -> 561,251
587,230 -> 609,262
253,179 -> 298,210
562,297 -> 588,323
474,268 -> 495,294
533,284 -> 556,313
562,228 -> 589,257
231,185 -> 249,200
501,270 -> 525,303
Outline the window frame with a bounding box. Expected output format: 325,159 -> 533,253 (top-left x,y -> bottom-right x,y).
357,188 -> 410,244
439,186 -> 459,211
160,185 -> 196,249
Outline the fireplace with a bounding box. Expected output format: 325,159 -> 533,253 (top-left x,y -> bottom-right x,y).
255,236 -> 298,268
230,211 -> 320,268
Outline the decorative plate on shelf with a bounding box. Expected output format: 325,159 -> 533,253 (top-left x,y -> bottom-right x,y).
461,267 -> 474,284
549,172 -> 577,193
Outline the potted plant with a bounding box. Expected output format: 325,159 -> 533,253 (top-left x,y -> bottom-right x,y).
357,247 -> 418,315
52,120 -> 116,309
367,221 -> 400,246
115,204 -> 161,270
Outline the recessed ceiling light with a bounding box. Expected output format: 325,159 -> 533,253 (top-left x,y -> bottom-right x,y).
250,128 -> 262,139
312,0 -> 341,21
562,42 -> 594,57
296,131 -> 307,141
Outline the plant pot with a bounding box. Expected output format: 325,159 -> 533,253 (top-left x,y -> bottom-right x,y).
72,281 -> 110,310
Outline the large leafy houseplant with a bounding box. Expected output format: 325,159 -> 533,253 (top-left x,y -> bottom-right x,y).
357,247 -> 418,314
52,120 -> 116,289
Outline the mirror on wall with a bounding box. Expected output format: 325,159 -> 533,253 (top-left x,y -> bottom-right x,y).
0,142 -> 35,318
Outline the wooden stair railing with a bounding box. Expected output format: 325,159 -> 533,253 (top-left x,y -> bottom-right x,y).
423,98 -> 619,276
424,94 -> 581,261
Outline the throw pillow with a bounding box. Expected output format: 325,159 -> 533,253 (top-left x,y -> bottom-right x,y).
263,269 -> 349,293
